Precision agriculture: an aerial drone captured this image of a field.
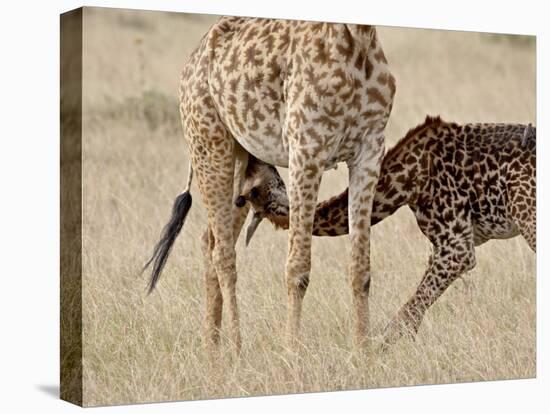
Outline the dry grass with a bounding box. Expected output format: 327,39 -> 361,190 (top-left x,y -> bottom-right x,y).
78,7 -> 536,407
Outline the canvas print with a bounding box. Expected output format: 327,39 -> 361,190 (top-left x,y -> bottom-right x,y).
60,6 -> 536,407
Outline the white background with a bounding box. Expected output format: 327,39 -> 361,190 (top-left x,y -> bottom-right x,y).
0,0 -> 547,412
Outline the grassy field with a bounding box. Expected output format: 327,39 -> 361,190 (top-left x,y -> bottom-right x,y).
79,8 -> 536,407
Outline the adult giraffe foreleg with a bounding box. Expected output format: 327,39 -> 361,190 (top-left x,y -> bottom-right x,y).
347,133 -> 385,349
285,143 -> 325,346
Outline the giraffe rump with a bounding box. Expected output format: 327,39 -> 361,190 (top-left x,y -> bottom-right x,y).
143,190 -> 193,293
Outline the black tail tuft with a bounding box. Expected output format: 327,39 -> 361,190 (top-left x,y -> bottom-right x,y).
143,191 -> 192,294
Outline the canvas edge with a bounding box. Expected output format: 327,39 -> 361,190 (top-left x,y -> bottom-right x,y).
60,6 -> 83,407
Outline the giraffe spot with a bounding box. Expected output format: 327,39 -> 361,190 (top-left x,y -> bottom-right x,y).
367,87 -> 388,107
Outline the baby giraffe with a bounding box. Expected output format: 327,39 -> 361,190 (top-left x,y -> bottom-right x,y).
236,115 -> 536,346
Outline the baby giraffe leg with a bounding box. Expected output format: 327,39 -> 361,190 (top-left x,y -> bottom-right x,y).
508,180 -> 536,252
383,229 -> 476,347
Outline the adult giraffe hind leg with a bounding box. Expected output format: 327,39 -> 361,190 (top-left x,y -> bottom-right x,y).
347,133 -> 385,350
201,227 -> 222,351
186,123 -> 242,353
231,146 -> 251,243
201,146 -> 250,353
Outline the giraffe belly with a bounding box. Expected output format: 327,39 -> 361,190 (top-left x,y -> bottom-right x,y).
233,131 -> 290,168
234,133 -> 348,170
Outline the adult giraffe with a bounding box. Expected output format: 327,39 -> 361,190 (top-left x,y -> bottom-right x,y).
144,16 -> 396,351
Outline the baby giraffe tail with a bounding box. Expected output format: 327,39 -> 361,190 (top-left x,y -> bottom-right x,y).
143,166 -> 193,293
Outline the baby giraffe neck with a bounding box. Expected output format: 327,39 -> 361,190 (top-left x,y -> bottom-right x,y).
310,134 -> 424,236
259,124 -> 428,236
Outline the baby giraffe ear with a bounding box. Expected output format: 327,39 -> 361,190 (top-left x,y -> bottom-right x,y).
245,212 -> 263,247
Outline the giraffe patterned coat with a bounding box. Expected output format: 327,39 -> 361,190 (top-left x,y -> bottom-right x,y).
238,116 -> 536,345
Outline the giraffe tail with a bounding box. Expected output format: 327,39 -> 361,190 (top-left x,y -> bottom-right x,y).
143,165 -> 193,294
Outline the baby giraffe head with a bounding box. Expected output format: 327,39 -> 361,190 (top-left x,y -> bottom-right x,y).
235,156 -> 290,245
